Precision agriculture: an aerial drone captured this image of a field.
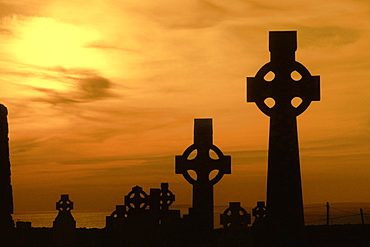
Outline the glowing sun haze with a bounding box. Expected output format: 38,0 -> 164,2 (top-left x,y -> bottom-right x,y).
0,0 -> 369,212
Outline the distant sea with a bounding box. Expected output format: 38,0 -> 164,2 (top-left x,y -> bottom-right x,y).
13,203 -> 370,229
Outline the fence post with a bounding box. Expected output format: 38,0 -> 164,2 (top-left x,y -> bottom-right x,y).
360,208 -> 364,224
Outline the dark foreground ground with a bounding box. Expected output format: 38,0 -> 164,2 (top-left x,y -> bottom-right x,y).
6,224 -> 370,247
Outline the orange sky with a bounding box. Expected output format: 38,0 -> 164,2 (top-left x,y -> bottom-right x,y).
0,0 -> 369,213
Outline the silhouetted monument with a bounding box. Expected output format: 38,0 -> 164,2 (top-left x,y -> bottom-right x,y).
2,29 -> 370,247
53,194 -> 76,247
159,182 -> 175,212
0,104 -> 15,244
123,185 -> 152,246
252,201 -> 267,227
251,201 -> 268,247
176,119 -> 231,244
218,202 -> 253,247
247,31 -> 320,243
106,183 -> 180,246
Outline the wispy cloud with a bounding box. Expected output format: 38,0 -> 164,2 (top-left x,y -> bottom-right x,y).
0,27 -> 12,35
84,41 -> 140,53
299,25 -> 362,48
23,67 -> 117,104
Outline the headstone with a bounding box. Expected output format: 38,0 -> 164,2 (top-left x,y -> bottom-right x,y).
218,202 -> 253,247
252,201 -> 267,227
247,31 -> 320,242
220,202 -> 251,229
16,221 -> 32,230
124,185 -> 150,246
125,185 -> 149,214
176,118 -> 231,244
105,205 -> 129,247
159,182 -> 175,212
52,194 -> 76,247
251,201 -> 268,247
159,183 -> 180,225
106,205 -> 128,230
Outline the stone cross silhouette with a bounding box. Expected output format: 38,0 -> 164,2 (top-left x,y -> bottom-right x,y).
176,119 -> 231,232
252,201 -> 267,220
124,185 -> 149,212
220,202 -> 250,229
159,183 -> 175,211
56,194 -> 73,212
53,195 -> 76,247
247,31 -> 320,239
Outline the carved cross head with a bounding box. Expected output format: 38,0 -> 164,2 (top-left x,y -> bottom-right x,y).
252,201 -> 267,219
159,183 -> 175,210
175,119 -> 231,185
220,202 -> 251,229
124,185 -> 149,211
247,31 -> 320,117
56,194 -> 73,212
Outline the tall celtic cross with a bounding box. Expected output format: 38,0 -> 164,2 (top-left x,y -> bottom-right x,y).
247,31 -> 320,239
176,119 -> 231,233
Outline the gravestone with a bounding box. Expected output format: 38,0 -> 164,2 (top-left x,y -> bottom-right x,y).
159,182 -> 175,212
251,201 -> 268,247
159,183 -> 180,225
121,184 -> 179,247
106,205 -> 128,230
218,202 -> 253,247
125,185 -> 149,214
220,202 -> 251,229
123,185 -> 150,246
0,104 -> 14,243
252,201 -> 267,227
176,119 -> 231,243
52,194 -> 76,247
247,31 -> 320,242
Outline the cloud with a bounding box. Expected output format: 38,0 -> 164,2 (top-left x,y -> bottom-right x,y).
30,67 -> 117,105
299,26 -> 362,48
0,28 -> 12,35
0,2 -> 49,18
79,76 -> 112,100
109,0 -> 228,30
10,137 -> 44,154
84,41 -> 140,53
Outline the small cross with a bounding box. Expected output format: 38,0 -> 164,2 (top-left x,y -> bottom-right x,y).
159,183 -> 175,211
252,201 -> 267,219
220,202 -> 251,229
124,185 -> 149,211
56,194 -> 73,212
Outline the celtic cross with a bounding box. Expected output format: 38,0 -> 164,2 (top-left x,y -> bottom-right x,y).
252,201 -> 267,220
220,202 -> 250,229
124,185 -> 149,213
159,183 -> 175,211
56,194 -> 73,212
247,31 -> 320,238
176,119 -> 231,232
53,194 -> 76,230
